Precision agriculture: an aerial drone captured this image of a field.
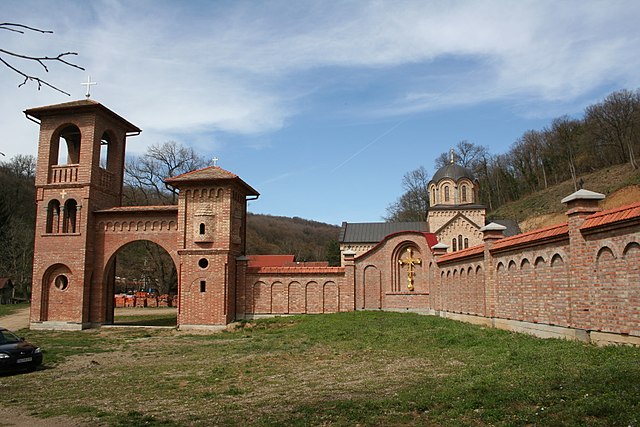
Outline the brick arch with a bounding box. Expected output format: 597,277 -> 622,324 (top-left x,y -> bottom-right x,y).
99,239 -> 179,324
623,241 -> 640,256
363,265 -> 381,309
392,241 -> 422,293
50,122 -> 82,167
39,263 -> 74,321
323,281 -> 339,312
288,281 -> 305,314
271,281 -> 287,313
622,243 -> 640,332
252,281 -> 271,313
592,246 -> 624,332
475,265 -> 485,315
596,245 -> 617,262
306,281 -> 322,313
459,267 -> 467,313
104,233 -> 180,267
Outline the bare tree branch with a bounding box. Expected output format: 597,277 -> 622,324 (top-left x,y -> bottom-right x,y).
0,23 -> 53,34
0,22 -> 84,96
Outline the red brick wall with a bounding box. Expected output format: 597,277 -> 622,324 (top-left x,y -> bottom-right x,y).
243,267 -> 348,316
436,214 -> 639,338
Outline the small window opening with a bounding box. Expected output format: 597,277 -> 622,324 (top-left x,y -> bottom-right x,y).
199,223 -> 206,235
444,186 -> 450,202
100,139 -> 108,169
452,238 -> 457,252
464,238 -> 469,249
198,258 -> 209,269
200,280 -> 206,293
46,199 -> 61,233
461,186 -> 467,202
63,199 -> 78,233
458,235 -> 463,251
54,275 -> 69,291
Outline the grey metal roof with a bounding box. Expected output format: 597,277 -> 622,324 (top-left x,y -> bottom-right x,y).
489,219 -> 522,237
339,221 -> 427,243
430,163 -> 476,184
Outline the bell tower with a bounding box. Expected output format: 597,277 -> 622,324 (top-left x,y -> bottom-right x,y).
26,100 -> 140,330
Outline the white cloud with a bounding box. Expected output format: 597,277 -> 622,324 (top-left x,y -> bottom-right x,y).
1,0 -> 640,159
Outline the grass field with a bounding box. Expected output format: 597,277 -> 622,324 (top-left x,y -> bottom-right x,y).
2,311 -> 639,426
113,307 -> 177,327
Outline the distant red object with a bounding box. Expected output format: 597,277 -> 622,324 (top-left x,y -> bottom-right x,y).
247,255 -> 295,268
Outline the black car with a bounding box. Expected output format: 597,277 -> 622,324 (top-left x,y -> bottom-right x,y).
0,327 -> 43,373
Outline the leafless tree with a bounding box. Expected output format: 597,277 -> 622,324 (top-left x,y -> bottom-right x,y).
123,141 -> 211,205
585,89 -> 640,170
385,166 -> 431,222
0,22 -> 84,95
435,140 -> 488,171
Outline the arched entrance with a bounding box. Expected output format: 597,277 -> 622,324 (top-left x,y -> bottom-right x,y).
103,240 -> 178,326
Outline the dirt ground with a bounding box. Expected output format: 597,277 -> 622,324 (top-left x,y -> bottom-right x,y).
0,307 -> 177,332
0,307 -> 30,331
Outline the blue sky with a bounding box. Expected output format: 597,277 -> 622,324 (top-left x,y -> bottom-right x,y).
2,1 -> 639,224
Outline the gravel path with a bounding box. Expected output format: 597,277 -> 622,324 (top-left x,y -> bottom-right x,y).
0,307 -> 30,331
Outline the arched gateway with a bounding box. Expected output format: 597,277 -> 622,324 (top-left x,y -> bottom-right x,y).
27,100 -> 258,330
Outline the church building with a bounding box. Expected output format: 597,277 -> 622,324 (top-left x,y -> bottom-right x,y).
340,152 -> 519,259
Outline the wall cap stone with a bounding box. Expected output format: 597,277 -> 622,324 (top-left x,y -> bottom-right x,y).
431,242 -> 449,250
561,189 -> 605,204
479,222 -> 507,232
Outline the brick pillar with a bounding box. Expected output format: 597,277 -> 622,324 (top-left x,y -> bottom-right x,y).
342,250 -> 357,310
561,189 -> 604,330
431,242 -> 448,257
480,222 -> 506,318
235,255 -> 249,319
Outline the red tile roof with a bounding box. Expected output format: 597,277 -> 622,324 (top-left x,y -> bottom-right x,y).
437,244 -> 484,263
164,166 -> 259,196
24,99 -> 141,133
95,205 -> 178,214
491,222 -> 569,252
581,201 -> 640,231
166,166 -> 238,182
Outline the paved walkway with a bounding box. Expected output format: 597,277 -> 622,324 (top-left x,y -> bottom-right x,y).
0,307 -> 31,331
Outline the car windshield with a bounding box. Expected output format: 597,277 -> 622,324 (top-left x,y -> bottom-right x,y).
0,330 -> 21,344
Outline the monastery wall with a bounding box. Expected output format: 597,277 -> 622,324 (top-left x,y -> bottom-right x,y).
436,198 -> 640,345
240,194 -> 640,346
239,266 -> 350,318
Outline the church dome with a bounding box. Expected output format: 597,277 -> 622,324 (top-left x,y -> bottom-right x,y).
430,162 -> 476,184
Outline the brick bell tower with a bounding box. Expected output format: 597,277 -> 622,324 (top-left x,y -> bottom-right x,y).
165,167 -> 259,329
26,99 -> 140,330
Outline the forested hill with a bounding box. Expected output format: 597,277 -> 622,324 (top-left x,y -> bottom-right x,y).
246,213 -> 341,263
488,163 -> 640,232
